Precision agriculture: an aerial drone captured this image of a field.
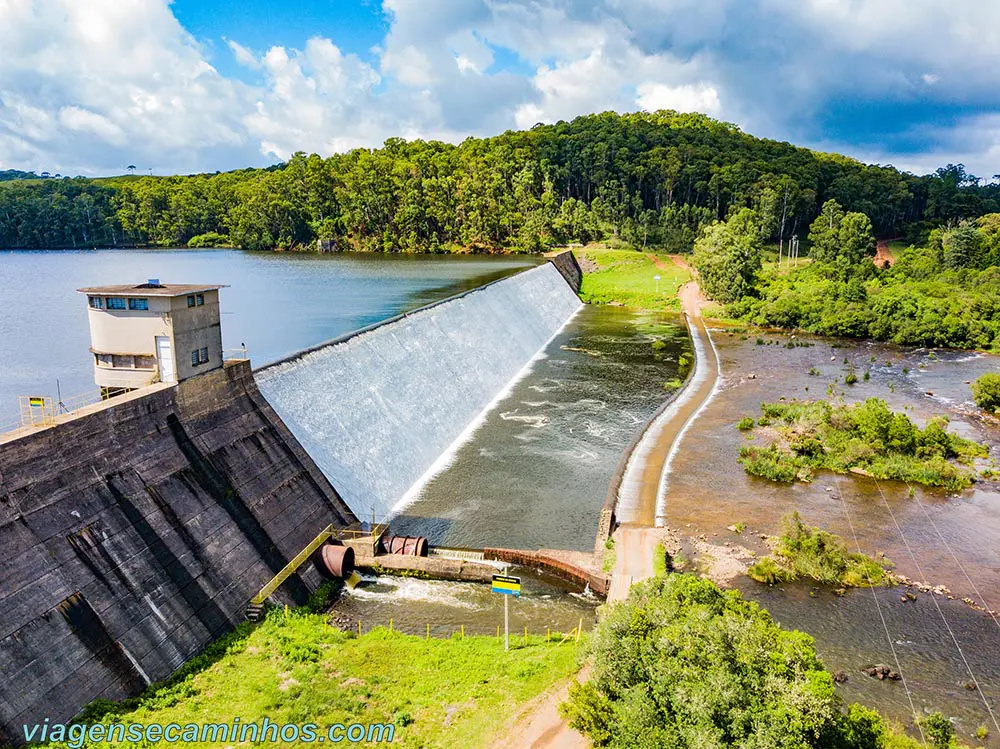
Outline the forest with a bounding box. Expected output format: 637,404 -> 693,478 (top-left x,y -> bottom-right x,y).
1,110 -> 998,252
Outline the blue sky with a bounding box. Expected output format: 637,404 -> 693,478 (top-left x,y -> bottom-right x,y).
1,0 -> 998,178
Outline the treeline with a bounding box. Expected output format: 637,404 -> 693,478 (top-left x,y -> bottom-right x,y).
692,196 -> 1000,350
2,110 -> 998,251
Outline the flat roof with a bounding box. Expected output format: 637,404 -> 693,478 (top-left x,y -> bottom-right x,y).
78,283 -> 227,297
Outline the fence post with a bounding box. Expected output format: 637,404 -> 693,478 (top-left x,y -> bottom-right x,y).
576,619 -> 582,644
389,618 -> 393,634
461,624 -> 465,640
357,620 -> 362,636
426,623 -> 430,639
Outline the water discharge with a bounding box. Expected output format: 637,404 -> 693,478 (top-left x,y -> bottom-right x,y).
254,263 -> 582,522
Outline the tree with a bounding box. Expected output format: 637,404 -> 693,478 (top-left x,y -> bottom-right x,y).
942,221 -> 984,269
693,207 -> 763,303
127,165 -> 136,175
972,373 -> 1000,414
561,574 -> 902,749
807,199 -> 845,263
838,211 -> 876,265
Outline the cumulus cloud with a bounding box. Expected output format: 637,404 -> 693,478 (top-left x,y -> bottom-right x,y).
0,0 -> 998,176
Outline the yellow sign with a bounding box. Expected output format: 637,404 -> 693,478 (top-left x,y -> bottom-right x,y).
491,574 -> 521,597
28,397 -> 46,408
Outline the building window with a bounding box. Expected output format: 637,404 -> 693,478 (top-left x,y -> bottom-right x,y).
191,347 -> 209,367
105,297 -> 126,310
135,355 -> 156,370
196,294 -> 204,306
191,350 -> 199,367
88,296 -> 103,309
187,295 -> 195,307
96,353 -> 114,368
128,298 -> 149,311
112,354 -> 135,369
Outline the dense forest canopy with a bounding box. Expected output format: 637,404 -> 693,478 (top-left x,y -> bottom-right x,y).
2,110 -> 998,251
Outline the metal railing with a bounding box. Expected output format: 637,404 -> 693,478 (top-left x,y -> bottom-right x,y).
1,383 -> 148,440
223,346 -> 250,361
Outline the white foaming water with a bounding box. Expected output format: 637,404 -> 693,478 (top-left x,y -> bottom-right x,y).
655,323 -> 723,526
254,263 -> 582,521
614,315 -> 722,526
347,576 -> 483,609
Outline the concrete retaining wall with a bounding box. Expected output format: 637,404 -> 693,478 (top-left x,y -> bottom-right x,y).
0,361 -> 356,744
548,250 -> 583,293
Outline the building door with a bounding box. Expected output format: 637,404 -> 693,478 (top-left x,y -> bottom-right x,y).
155,336 -> 176,383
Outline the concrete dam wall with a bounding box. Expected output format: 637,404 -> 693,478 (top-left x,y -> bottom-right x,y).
255,261 -> 583,521
0,361 -> 356,744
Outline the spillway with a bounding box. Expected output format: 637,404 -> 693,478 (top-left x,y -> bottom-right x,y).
254,262 -> 583,521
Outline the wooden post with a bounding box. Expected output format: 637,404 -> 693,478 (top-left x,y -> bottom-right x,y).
389,618 -> 393,634
576,619 -> 582,644
426,623 -> 430,639
357,620 -> 362,636
461,624 -> 465,640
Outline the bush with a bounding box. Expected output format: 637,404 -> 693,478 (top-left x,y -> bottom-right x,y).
972,373 -> 1000,414
562,574 -> 907,748
187,231 -> 231,248
736,416 -> 755,431
747,557 -> 792,585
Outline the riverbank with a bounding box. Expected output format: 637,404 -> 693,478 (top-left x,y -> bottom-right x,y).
34,610 -> 584,749
576,248 -> 689,311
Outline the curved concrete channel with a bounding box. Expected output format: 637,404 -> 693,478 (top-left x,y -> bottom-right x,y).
614,281 -> 722,529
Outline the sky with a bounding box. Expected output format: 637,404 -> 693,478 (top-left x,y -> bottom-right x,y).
1,0 -> 998,179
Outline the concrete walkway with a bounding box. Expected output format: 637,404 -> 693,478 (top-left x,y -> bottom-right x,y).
507,257 -> 717,748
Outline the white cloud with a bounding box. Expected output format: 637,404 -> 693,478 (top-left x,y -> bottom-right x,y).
636,83 -> 721,116
0,0 -> 998,176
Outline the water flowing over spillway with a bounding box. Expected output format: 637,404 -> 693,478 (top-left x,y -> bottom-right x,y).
254,263 -> 583,521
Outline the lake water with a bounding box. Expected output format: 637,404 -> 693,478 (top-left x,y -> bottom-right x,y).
0,249 -> 536,426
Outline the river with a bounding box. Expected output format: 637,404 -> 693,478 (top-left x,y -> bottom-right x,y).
666,328 -> 1000,744
0,248 -> 536,426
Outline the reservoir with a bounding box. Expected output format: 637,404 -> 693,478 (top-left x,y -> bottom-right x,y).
0,249 -> 536,426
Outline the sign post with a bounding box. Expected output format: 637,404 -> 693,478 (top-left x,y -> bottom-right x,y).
492,569 -> 521,652
654,274 -> 661,294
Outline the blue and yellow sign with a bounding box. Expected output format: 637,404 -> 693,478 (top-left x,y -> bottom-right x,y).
28,397 -> 46,408
491,574 -> 521,597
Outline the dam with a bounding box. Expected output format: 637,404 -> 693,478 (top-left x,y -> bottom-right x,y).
254,260 -> 584,522
0,253 -> 586,743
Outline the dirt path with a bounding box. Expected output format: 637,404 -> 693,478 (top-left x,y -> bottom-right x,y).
874,239 -> 896,268
489,666 -> 591,749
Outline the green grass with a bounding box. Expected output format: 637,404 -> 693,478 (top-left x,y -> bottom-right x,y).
577,248 -> 689,311
738,398 -> 987,490
652,542 -> 669,577
602,538 -> 616,573
748,512 -> 893,587
41,611 -> 582,749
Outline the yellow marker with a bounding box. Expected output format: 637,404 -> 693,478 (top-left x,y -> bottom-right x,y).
357,620 -> 362,636
576,619 -> 582,643
426,623 -> 430,639
547,628 -> 550,642
284,604 -> 288,620
496,625 -> 500,641
461,624 -> 465,640
524,626 -> 527,645
389,618 -> 393,634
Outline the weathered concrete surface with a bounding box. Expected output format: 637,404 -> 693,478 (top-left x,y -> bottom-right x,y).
0,360 -> 356,744
484,548 -> 609,596
547,251 -> 583,294
354,552 -> 499,583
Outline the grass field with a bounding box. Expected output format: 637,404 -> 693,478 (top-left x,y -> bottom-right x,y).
576,247 -> 689,311
41,612 -> 583,749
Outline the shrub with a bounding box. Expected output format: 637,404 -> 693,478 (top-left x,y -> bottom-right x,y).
972,373 -> 1000,414
747,557 -> 792,585
562,574 -> 907,748
187,231 -> 230,248
736,416 -> 755,431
